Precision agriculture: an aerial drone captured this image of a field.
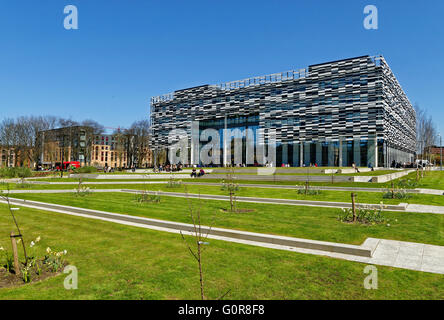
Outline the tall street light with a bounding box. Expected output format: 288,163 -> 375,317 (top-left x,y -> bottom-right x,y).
439,133 -> 442,171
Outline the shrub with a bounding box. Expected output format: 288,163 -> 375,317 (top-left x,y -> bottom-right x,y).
396,178 -> 417,189
15,182 -> 32,189
44,247 -> 67,273
32,171 -> 54,178
221,180 -> 239,192
296,185 -> 322,195
382,187 -> 411,199
74,186 -> 91,197
16,167 -> 32,180
0,167 -> 32,180
0,167 -> 17,179
73,166 -> 97,174
338,203 -> 389,224
166,178 -> 182,188
135,190 -> 161,204
0,246 -> 14,273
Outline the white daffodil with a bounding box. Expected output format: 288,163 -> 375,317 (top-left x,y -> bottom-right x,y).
35,236 -> 41,242
30,241 -> 35,247
46,247 -> 51,253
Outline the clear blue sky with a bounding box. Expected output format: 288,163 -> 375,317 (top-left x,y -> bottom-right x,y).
1,0 -> 443,136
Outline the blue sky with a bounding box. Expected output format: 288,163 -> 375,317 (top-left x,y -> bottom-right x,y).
0,0 -> 443,135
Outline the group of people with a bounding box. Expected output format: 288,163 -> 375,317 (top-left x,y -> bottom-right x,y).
190,166 -> 206,178
154,164 -> 183,173
103,166 -> 116,173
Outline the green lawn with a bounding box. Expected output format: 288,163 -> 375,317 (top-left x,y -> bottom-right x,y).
25,176 -> 410,189
8,192 -> 444,247
405,170 -> 444,190
196,170 -> 399,176
4,182 -> 444,206
0,204 -> 443,299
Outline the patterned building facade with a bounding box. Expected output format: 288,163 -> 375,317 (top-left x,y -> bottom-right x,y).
150,55 -> 416,167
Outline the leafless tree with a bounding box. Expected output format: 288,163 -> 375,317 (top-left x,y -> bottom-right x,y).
415,104 -> 438,161
112,130 -> 126,169
81,119 -> 105,135
128,120 -> 151,168
0,118 -> 16,167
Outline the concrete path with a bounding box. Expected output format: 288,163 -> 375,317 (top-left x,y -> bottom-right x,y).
351,239 -> 444,274
406,204 -> 444,214
1,197 -> 443,275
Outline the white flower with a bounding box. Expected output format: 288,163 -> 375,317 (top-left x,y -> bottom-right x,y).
0,247 -> 4,251
30,241 -> 35,247
63,250 -> 67,255
46,247 -> 51,253
35,236 -> 41,242
387,223 -> 391,227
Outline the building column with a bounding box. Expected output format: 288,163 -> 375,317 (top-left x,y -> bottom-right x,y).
223,116 -> 228,166
316,141 -> 322,166
353,138 -> 361,167
367,136 -> 377,168
342,139 -> 348,167
299,142 -> 304,167
328,141 -> 334,167
282,142 -> 288,165
293,142 -> 300,167
338,138 -> 343,167
304,142 -> 310,166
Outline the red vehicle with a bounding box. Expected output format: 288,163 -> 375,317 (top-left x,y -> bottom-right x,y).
55,161 -> 81,171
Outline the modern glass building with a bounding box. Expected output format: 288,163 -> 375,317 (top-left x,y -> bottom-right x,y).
150,55 -> 416,167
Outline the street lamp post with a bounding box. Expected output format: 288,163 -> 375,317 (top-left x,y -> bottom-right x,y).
439,134 -> 442,172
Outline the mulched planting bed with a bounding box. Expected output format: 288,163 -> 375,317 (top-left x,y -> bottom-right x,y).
0,262 -> 67,289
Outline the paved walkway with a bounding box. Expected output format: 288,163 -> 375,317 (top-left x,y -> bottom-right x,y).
353,239 -> 444,274
1,197 -> 443,275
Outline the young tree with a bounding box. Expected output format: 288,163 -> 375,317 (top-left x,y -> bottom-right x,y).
180,191 -> 230,300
